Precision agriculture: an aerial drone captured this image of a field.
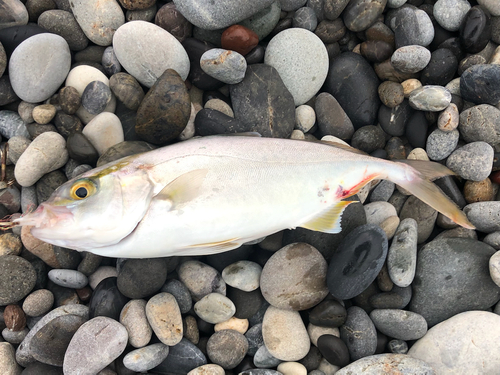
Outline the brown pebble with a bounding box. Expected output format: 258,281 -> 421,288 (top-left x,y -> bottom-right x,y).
0,233 -> 23,256
118,0 -> 155,10
360,40 -> 394,63
4,305 -> 26,331
491,171 -> 500,185
59,86 -> 81,115
21,225 -> 60,268
378,81 -> 404,108
76,287 -> 93,303
155,2 -> 192,42
376,263 -> 393,292
464,178 -> 495,203
401,78 -> 422,98
183,315 -> 200,345
221,25 -> 259,56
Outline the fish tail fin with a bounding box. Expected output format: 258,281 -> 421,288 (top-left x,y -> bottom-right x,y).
389,161 -> 475,230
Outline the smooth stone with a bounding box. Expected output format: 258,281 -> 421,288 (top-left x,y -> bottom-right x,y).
222,260 -> 261,292
200,49 -> 247,84
307,323 -> 340,347
207,329 -> 248,369
123,343 -> 169,372
339,306 -> 377,361
0,0 -> 28,29
135,69 -> 190,144
420,48 -> 458,86
364,202 -> 397,226
36,170 -> 67,203
316,334 -> 349,367
343,0 -> 387,32
66,132 -> 99,165
409,85 -> 451,112
89,277 -> 129,321
393,7 -> 434,48
88,266 -> 118,289
204,98 -> 233,118
314,92 -> 354,140
194,293 -> 236,324
214,316 -> 248,334
0,342 -> 22,375
388,339 -> 408,354
152,338 -> 207,374
293,6 -> 317,31
260,243 -> 328,311
37,10 -> 88,51
360,40 -> 393,63
391,45 -> 430,73
387,218 -> 417,287
463,178 -> 495,203
426,128 -> 459,161
399,195 -> 437,244
154,2 -> 191,42
461,64 -> 500,106
231,64 -> 295,138
327,224 -> 388,300
264,28 -> 328,105
4,304 -> 26,331
172,0 -> 274,30
490,251 -> 500,287
410,238 -> 500,327
9,33 -> 70,103
351,125 -> 386,154
120,299 -> 152,348
408,311 -> 500,373
277,362 -> 307,375
117,258 -> 166,299
245,323 -> 264,356
48,269 -> 88,289
70,0 -> 124,46
459,104 -> 500,146
8,136 -> 29,165
370,180 -> 395,203
446,141 -> 494,181
80,113 -> 123,156
18,362 -> 63,375
459,6 -> 492,54
30,314 -> 85,366
109,72 -> 144,111
178,260 -> 226,302
377,81 -> 404,109
81,81 -> 112,115
182,38 -> 225,91
146,292 -> 183,346
253,344 -> 283,368
0,111 -> 29,139
22,289 -> 54,317
434,0 -> 470,31
188,364 -> 225,375
160,279 -> 191,315
220,25 -> 259,56
309,299 -> 347,328
324,52 -> 380,128
463,202 -> 500,233
228,287 -> 266,320
370,309 -> 427,340
32,104 -> 56,125
262,306 -> 310,361
54,112 -> 83,137
0,255 -> 36,305
63,316 -> 127,374
2,327 -> 29,344
0,232 -> 22,256
294,104 -> 315,133
336,353 -> 436,374
438,103 -> 459,132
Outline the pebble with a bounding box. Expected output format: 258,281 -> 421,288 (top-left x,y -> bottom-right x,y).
120,299 -> 152,348
339,306 -> 377,361
89,276 -> 129,321
81,81 -> 112,115
200,49 -> 247,84
307,323 -> 340,347
70,0 -> 124,46
204,98 -> 233,118
277,361 -> 307,375
222,260 -> 261,292
336,353 -> 436,374
446,141 -> 494,181
260,243 -> 328,310
113,20 -> 190,87
221,25 -> 259,56
154,2 -> 191,42
343,0 -> 386,32
393,7 -> 434,48
479,0 -> 500,15
485,232 -> 500,250
22,289 -> 54,317
317,335 -> 349,367
135,69 -> 191,144
460,64 -> 500,105
433,0 -> 471,31
207,329 -> 248,369
391,45 -> 431,74
408,311 -> 500,373
253,344 -> 282,368
58,86 -> 81,115
117,258 -> 166,299
188,364 -> 225,375
409,85 -> 451,112
294,105 -> 315,133
4,304 -> 26,331
9,33 -> 70,103
177,260 -> 226,301
464,178 -> 495,203
63,316 -> 128,374
194,293 -> 236,324
152,337 -> 207,374
265,28 -> 328,106
314,92 -> 354,140
37,10 -> 89,51
123,343 -> 169,372
0,232 -> 22,256
109,72 -> 144,111
327,224 -> 388,300
0,342 -> 23,375
32,104 -> 56,125
459,104 -> 500,146
410,238 -> 500,327
145,292 -> 183,346
309,299 -> 347,328
293,7 -> 317,31
401,79 -> 422,98
2,327 -> 29,345
387,218 -> 417,288
490,251 -> 500,287
459,6 -> 492,54
0,255 -> 36,305
351,126 -> 386,153
377,81 -> 404,109
88,266 -> 118,289
66,132 -> 99,165
399,196 -> 437,244
437,103 -> 459,132
425,128 -> 459,161
48,269 -> 88,289
370,309 -> 427,340
364,201 -> 397,226
463,202 -> 500,233
214,316 -> 248,334
262,306 -> 310,361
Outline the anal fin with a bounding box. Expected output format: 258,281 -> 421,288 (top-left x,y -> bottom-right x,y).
300,201 -> 355,234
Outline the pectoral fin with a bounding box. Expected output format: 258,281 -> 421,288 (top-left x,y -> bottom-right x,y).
300,201 -> 355,234
155,169 -> 208,208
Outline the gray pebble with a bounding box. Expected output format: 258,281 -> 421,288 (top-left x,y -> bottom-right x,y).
463,202 -> 500,233
399,196 -> 437,244
123,343 -> 169,372
37,9 -> 89,51
222,260 -> 262,292
120,299 -> 152,348
280,0 -> 307,11
246,323 -> 264,356
22,289 -> 54,317
194,293 -> 236,324
409,85 -> 452,112
0,255 -> 36,305
446,141 -> 494,181
315,92 -> 354,140
388,339 -> 408,354
458,104 -> 500,146
433,0 -> 471,31
207,329 -> 248,370
484,231 -> 500,250
102,46 -> 121,76
425,128 -> 459,161
387,218 -> 418,287
254,344 -> 283,368
0,111 -> 30,139
81,81 -> 112,115
293,7 -> 318,31
490,251 -> 500,287
370,309 -> 427,340
391,45 -> 431,73
378,81 -> 404,108
200,49 -> 247,85
2,327 -> 29,344
343,0 -> 386,32
178,260 -> 226,302
370,180 -> 395,202
339,306 -> 377,361
48,269 -> 88,289
161,279 -> 193,314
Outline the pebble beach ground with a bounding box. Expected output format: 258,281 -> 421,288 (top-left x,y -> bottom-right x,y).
1,0 -> 500,374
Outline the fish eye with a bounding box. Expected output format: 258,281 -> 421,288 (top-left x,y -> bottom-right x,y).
70,179 -> 96,200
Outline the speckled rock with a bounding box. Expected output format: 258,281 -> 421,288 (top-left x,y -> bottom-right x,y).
123,343 -> 169,372
391,45 -> 431,73
109,72 -> 144,111
426,129 -> 459,161
200,49 -> 247,84
222,261 -> 261,292
145,292 -> 183,346
188,364 -> 225,375
206,329 -> 248,369
177,260 -> 226,302
387,218 -> 418,287
48,269 -> 88,289
339,306 -> 377,361
0,255 -> 36,306
446,141 -> 494,181
194,293 -> 236,324
458,104 -> 500,146
0,111 -> 30,139
434,0 -> 471,31
409,85 -> 451,112
370,309 -> 427,340
0,342 -> 22,375
463,202 -> 500,233
120,299 -> 152,348
336,354 -> 435,374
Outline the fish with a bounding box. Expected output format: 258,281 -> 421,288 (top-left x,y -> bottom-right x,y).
6,136 -> 474,258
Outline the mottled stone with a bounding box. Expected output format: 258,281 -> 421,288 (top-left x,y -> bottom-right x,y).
461,64 -> 500,106
178,260 -> 226,302
194,293 -> 236,324
446,141 -> 494,181
22,289 -> 54,317
336,354 -> 435,374
339,306 -> 377,361
409,85 -> 452,112
463,202 -> 500,233
343,0 -> 387,32
0,255 -> 36,305
200,49 -> 247,84
109,72 -> 144,111
155,2 -> 192,42
120,299 -> 152,348
146,293 -> 183,346
59,86 -> 81,115
434,0 -> 471,31
37,10 -> 88,51
123,343 -> 169,372
206,329 -> 248,369
459,104 -> 500,146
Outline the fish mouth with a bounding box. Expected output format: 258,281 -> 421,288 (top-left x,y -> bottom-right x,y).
14,203 -> 74,229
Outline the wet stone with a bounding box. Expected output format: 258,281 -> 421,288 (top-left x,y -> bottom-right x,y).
409,85 -> 451,112
123,343 -> 169,372
89,277 -> 129,321
200,49 -> 247,85
460,64 -> 500,106
207,329 -> 248,369
146,292 -> 183,346
0,255 -> 36,305
426,128 -> 459,161
48,269 -> 88,289
446,141 -> 494,182
339,306 -> 377,361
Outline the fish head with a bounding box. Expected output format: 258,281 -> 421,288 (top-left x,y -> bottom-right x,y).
14,162 -> 155,251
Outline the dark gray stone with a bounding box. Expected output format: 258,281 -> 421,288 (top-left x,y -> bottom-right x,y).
460,64 -> 500,105
315,92 -> 354,140
370,309 -> 427,340
0,255 -> 36,305
459,104 -> 500,146
339,306 -> 377,361
161,279 -> 192,314
37,10 -> 88,51
153,338 -> 207,374
117,258 -> 167,299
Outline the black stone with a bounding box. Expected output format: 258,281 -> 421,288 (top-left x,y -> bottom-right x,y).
89,277 -> 129,320
245,45 -> 265,65
0,75 -> 19,106
182,38 -> 224,91
227,286 -> 265,319
117,258 -> 167,299
115,100 -> 140,142
53,246 -> 81,269
324,52 -> 380,129
206,329 -> 248,370
194,108 -> 250,136
420,48 -> 458,86
30,314 -> 85,366
437,37 -> 466,62
248,300 -> 270,326
378,100 -> 413,137
30,258 -> 48,290
315,92 -> 354,140
317,334 -> 350,367
54,112 -> 83,138
26,123 -> 57,138
77,252 -> 102,276
339,306 -> 377,361
0,255 -> 37,305
298,345 -> 322,372
459,5 -> 492,54
327,224 -> 388,300
360,40 -> 394,63
351,125 -> 386,153
385,136 -> 406,160
460,64 -> 500,105
153,338 -> 207,374
47,281 -> 79,307
0,25 -> 48,57
405,110 -> 428,149
230,64 -> 295,138
36,171 -> 67,203
309,299 -> 347,328
96,140 -> 155,167
161,279 -> 192,314
66,131 -> 99,165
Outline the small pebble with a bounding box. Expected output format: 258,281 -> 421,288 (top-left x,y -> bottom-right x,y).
437,103 -> 459,132
426,129 -> 459,161
200,49 -> 247,84
295,105 -> 316,133
446,141 -> 494,181
22,289 -> 54,317
409,85 -> 452,112
277,361 -> 307,375
123,343 -> 169,372
221,25 -> 259,56
48,269 -> 88,289
120,299 -> 152,348
307,323 -> 340,347
194,293 -> 236,324
206,329 -> 248,370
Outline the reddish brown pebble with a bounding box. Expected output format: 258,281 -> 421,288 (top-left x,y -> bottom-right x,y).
4,304 -> 27,331
491,171 -> 500,185
76,287 -> 93,303
221,25 -> 259,56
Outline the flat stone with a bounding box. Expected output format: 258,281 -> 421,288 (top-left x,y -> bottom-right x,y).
308,299 -> 347,328
336,353 -> 436,374
393,7 -> 434,48
459,6 -> 491,54
123,343 -> 169,372
113,20 -> 189,87
446,141 -> 494,181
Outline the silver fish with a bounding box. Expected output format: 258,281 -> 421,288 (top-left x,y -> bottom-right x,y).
8,136 -> 474,258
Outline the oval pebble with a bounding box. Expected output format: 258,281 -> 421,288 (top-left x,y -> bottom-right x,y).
460,64 -> 500,106
22,289 -> 54,317
458,104 -> 500,146
214,316 -> 249,334
425,128 -> 459,161
206,329 -> 248,369
178,260 -> 226,302
370,309 -> 427,340
387,218 -> 418,287
48,269 -> 88,289
117,258 -> 167,299
339,306 -> 377,361
317,334 -> 349,367
0,255 -> 36,305
433,0 -> 471,31
123,343 -> 169,372
409,85 -> 451,112
446,141 -> 494,182
221,260 -> 261,292
0,342 -> 23,375
81,81 -> 112,115
161,279 -> 193,314
463,202 -> 500,233
146,292 -> 183,346
82,112 -> 124,156
277,361 -> 307,375
88,266 -> 118,289
194,293 -> 236,324
188,364 -> 225,375
120,299 -> 152,348
200,48 -> 247,85
391,45 -> 431,73
253,344 -> 283,368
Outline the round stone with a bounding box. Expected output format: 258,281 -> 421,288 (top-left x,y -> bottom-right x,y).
146,292 -> 183,346
220,25 -> 259,56
200,49 -> 247,84
426,128 -> 459,161
351,125 -> 386,153
294,105 -> 315,133
0,255 -> 36,305
113,20 -> 190,87
81,81 -> 112,115
59,86 -> 81,115
317,334 -> 349,367
293,7 -> 317,31
459,104 -> 500,146
109,72 -> 144,111
89,276 -> 129,321
120,299 -> 152,348
377,81 -> 404,108
123,343 -> 169,372
265,28 -> 328,105
409,85 -> 451,112
446,141 -> 494,181
194,293 -> 236,324
206,329 -> 248,369
22,289 -> 54,317
9,33 -> 70,103
222,261 -> 261,292
117,258 -> 166,299
48,269 -> 88,289
364,201 -> 397,226
391,45 -> 431,73
277,362 -> 307,375
3,304 -> 26,331
339,306 -> 377,361
433,0 -> 471,31
463,202 -> 500,233
32,104 -> 56,125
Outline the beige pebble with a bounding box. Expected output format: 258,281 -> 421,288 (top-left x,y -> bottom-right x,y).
401,78 -> 422,98
120,299 -> 152,348
0,233 -> 22,256
277,362 -> 307,375
464,178 -> 495,203
380,215 -> 400,239
318,358 -> 341,375
205,98 -> 234,118
214,317 -> 249,334
438,103 -> 459,132
307,323 -> 339,346
89,266 -> 118,289
32,104 -> 57,124
187,364 -> 225,375
291,129 -> 305,140
407,147 -> 429,161
21,225 -> 59,268
146,293 -> 183,346
295,104 -> 315,133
